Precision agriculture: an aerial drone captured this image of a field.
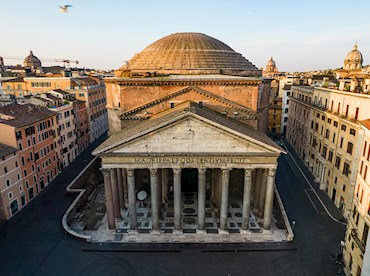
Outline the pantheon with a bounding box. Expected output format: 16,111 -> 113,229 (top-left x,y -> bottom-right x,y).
93,33 -> 291,241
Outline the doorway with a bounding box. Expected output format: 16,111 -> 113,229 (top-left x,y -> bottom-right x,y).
181,169 -> 198,192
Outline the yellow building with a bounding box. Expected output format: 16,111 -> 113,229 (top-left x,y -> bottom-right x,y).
343,120 -> 370,276
268,96 -> 282,134
286,44 -> 370,276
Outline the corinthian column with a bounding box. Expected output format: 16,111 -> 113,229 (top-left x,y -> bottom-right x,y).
242,169 -> 253,230
198,168 -> 206,231
127,169 -> 137,230
110,168 -> 121,219
100,168 -> 115,230
263,168 -> 276,230
173,168 -> 182,231
150,169 -> 159,231
220,169 -> 231,231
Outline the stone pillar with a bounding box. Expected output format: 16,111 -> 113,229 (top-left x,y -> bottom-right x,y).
122,169 -> 128,209
162,169 -> 168,203
253,169 -> 262,211
220,169 -> 231,231
210,170 -> 216,202
110,168 -> 121,219
116,168 -> 124,210
258,169 -> 268,217
173,168 -> 182,231
157,169 -> 162,217
127,169 -> 137,230
100,168 -> 115,230
198,168 -> 207,231
263,168 -> 276,230
150,169 -> 159,231
242,169 -> 253,230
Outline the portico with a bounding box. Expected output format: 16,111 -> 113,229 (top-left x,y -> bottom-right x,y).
93,102 -> 283,236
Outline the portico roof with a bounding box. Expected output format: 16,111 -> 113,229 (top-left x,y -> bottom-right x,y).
93,102 -> 284,156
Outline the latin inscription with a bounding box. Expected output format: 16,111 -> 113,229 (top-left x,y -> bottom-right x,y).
133,157 -> 250,165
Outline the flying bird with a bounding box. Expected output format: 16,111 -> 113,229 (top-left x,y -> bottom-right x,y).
59,5 -> 72,12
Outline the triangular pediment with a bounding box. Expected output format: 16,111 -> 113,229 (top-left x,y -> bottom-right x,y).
114,117 -> 269,154
120,86 -> 257,119
94,104 -> 283,156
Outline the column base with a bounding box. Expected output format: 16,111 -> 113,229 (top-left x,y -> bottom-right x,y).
196,229 -> 207,235
319,183 -> 326,190
240,229 -> 252,235
262,229 -> 273,235
128,229 -> 139,235
151,229 -> 161,235
218,229 -> 229,235
173,229 -> 183,235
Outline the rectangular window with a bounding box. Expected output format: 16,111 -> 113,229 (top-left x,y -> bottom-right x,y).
346,105 -> 349,117
364,166 -> 368,181
340,137 -> 343,148
355,107 -> 359,120
328,151 -> 334,162
364,141 -> 368,157
335,156 -> 341,169
347,142 -> 353,155
341,125 -> 347,131
350,128 -> 356,136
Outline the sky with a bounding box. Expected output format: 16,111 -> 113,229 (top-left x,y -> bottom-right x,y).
1,0 -> 370,72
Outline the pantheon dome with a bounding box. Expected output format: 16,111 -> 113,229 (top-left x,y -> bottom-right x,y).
117,32 -> 260,76
24,50 -> 42,69
344,43 -> 363,70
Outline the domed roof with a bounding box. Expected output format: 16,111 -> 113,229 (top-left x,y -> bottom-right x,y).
267,57 -> 276,67
345,43 -> 363,61
24,50 -> 42,68
122,32 -> 260,76
344,43 -> 363,70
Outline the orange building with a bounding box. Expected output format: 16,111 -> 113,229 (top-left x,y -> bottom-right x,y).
73,100 -> 89,154
0,104 -> 60,202
1,75 -> 108,143
0,144 -> 25,220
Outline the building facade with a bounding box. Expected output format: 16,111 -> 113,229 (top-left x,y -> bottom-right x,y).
0,104 -> 60,203
93,33 -> 291,241
73,100 -> 89,154
0,144 -> 24,221
343,120 -> 370,276
286,43 -> 370,275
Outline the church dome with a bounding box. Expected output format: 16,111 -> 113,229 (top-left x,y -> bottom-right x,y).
120,32 -> 260,76
344,43 -> 363,70
24,50 -> 42,68
267,57 -> 276,67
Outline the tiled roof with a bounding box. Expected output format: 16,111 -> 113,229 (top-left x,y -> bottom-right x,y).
0,143 -> 18,159
361,119 -> 370,130
0,103 -> 56,128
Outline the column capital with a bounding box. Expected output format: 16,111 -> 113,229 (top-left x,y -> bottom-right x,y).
150,168 -> 158,176
244,168 -> 253,177
100,167 -> 111,177
268,168 -> 276,177
198,168 -> 207,175
221,168 -> 231,177
127,169 -> 135,177
173,168 -> 181,176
